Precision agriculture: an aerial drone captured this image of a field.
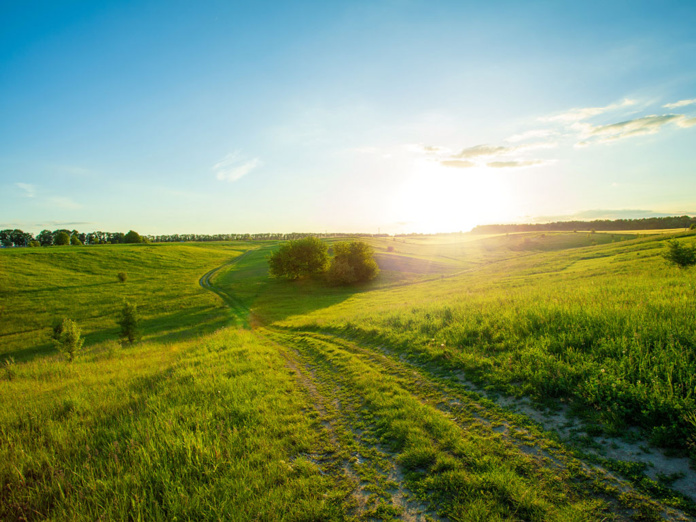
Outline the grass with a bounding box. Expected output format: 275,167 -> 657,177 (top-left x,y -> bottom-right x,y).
3,231 -> 696,520
0,328 -> 347,520
269,232 -> 696,458
0,242 -> 251,360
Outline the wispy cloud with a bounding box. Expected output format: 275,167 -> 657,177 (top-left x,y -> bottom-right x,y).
16,182 -> 36,198
577,114 -> 683,145
663,98 -> 696,109
677,116 -> 696,128
213,151 -> 261,182
541,98 -> 636,123
453,144 -> 511,159
487,160 -> 546,169
441,160 -> 475,168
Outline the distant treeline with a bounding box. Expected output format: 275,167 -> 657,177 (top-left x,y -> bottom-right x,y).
0,228 -> 386,247
471,215 -> 696,234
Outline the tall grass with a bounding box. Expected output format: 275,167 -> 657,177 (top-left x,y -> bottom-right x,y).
273,233 -> 696,456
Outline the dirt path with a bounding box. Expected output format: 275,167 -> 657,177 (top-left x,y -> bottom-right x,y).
199,259 -> 696,521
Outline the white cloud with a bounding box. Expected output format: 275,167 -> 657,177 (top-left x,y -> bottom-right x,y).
213,151 -> 261,182
541,98 -> 636,123
16,182 -> 36,198
663,98 -> 696,109
453,144 -> 512,159
677,116 -> 696,128
487,160 -> 546,169
581,114 -> 683,144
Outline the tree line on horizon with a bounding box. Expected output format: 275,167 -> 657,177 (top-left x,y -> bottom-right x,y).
0,228 -> 387,247
471,215 -> 696,234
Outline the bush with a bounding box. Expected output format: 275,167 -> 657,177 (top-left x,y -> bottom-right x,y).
268,237 -> 328,280
54,231 -> 70,245
327,241 -> 379,285
663,239 -> 696,268
118,301 -> 139,345
53,319 -> 84,362
28,240 -> 40,247
117,272 -> 128,283
70,235 -> 82,245
124,230 -> 143,243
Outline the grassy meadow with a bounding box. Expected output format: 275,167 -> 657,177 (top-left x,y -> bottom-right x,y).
2,231 -> 696,520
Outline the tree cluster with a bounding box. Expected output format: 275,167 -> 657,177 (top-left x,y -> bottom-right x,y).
0,228 -> 145,247
269,238 -> 379,285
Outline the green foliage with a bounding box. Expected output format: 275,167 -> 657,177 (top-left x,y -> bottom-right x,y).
124,230 -> 143,243
117,271 -> 128,283
117,301 -> 139,345
28,240 -> 40,247
70,235 -> 82,246
53,318 -> 84,362
54,231 -> 70,245
327,240 -> 379,285
663,239 -> 696,268
268,236 -> 328,279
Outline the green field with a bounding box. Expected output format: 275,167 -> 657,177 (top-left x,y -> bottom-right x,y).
2,231 -> 696,520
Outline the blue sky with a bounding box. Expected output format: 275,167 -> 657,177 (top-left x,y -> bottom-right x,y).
2,0 -> 695,234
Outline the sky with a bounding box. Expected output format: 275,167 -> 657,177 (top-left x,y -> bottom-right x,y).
1,0 -> 695,235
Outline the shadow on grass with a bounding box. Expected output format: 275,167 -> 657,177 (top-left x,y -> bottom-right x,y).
5,305 -> 231,363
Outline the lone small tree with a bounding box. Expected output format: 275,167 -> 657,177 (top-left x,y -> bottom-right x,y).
124,230 -> 143,244
663,239 -> 696,269
268,237 -> 329,280
118,301 -> 139,345
53,318 -> 84,362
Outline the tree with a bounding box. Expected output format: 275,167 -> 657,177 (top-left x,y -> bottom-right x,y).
70,235 -> 83,246
663,239 -> 696,269
326,241 -> 379,285
37,229 -> 54,246
53,318 -> 84,362
268,237 -> 329,280
124,230 -> 142,244
118,301 -> 139,345
54,231 -> 70,245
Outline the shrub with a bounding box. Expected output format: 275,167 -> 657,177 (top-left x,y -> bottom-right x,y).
117,272 -> 128,283
54,231 -> 70,245
124,230 -> 143,243
118,301 -> 139,345
70,235 -> 82,245
268,237 -> 328,280
28,240 -> 40,247
327,240 -> 379,285
663,239 -> 696,268
51,317 -> 64,341
326,257 -> 357,285
53,319 -> 84,362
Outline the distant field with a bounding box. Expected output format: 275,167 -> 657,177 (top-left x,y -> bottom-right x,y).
3,230 -> 696,520
0,242 -> 250,360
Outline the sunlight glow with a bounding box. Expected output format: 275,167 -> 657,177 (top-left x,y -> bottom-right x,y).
388,161 -> 517,233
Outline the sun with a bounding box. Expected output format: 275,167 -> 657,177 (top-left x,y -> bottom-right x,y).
388,161 -> 515,233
